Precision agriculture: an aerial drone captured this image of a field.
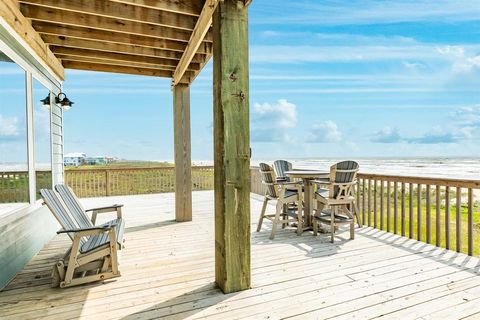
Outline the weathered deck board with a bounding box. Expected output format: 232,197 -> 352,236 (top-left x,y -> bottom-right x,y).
1,191 -> 480,319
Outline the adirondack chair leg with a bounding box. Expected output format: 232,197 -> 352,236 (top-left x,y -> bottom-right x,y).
282,203 -> 288,229
257,197 -> 268,232
51,261 -> 64,288
313,219 -> 318,236
270,201 -> 283,240
62,236 -> 82,287
109,229 -> 120,275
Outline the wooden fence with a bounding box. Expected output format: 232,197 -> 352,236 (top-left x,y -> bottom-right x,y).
0,170 -> 52,203
3,166 -> 480,256
64,166 -> 214,198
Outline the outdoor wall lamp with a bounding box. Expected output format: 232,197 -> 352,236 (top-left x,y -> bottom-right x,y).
40,92 -> 74,110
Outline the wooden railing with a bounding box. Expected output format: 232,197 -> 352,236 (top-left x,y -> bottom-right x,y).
0,170 -> 52,203
250,168 -> 480,256
3,166 -> 479,256
64,166 -> 214,198
356,173 -> 480,256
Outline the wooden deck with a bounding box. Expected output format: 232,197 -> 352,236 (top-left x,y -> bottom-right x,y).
2,191 -> 480,319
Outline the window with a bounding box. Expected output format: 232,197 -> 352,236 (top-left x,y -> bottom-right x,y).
33,79 -> 52,198
0,50 -> 29,213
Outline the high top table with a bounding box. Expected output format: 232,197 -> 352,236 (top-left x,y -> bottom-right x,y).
285,170 -> 329,232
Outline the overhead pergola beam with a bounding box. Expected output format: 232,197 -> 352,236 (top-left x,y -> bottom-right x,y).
33,22 -> 213,54
19,0 -> 198,31
62,60 -> 194,81
173,0 -> 219,85
109,0 -> 204,16
42,35 -> 207,63
52,47 -> 201,70
0,0 -> 64,79
20,4 -> 213,43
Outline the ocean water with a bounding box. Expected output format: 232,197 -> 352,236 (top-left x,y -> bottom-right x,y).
250,158 -> 480,180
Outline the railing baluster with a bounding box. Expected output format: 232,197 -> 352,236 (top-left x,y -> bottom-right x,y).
387,181 -> 391,233
426,185 -> 431,244
409,183 -> 414,238
368,179 -> 372,227
401,182 -> 406,236
436,185 -> 441,247
380,180 -> 384,230
394,181 -> 398,234
374,180 -> 377,228
417,183 -> 422,241
468,188 -> 473,256
456,187 -> 462,253
362,179 -> 366,226
445,186 -> 450,250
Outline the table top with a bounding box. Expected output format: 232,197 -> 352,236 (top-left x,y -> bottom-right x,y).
285,170 -> 329,178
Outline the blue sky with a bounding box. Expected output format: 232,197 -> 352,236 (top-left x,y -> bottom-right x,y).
1,0 -> 480,163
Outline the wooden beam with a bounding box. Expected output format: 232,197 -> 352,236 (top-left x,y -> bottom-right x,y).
213,0 -> 251,294
61,61 -> 181,78
173,0 -> 219,85
173,84 -> 192,222
52,47 -> 202,70
0,0 -> 64,79
108,0 -> 204,16
33,22 -> 213,54
19,0 -> 197,31
58,55 -> 176,71
20,4 -> 213,43
42,35 -> 207,63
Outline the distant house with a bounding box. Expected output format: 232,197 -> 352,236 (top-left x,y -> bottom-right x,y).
64,153 -> 86,167
84,156 -> 108,166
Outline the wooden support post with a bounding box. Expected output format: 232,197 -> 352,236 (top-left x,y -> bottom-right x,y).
173,83 -> 192,222
213,0 -> 251,294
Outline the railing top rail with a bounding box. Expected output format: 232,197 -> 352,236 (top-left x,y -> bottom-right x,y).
64,165 -> 214,172
357,172 -> 480,189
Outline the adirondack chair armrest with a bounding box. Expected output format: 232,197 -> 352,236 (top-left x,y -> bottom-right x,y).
311,179 -> 331,185
86,204 -> 123,223
57,224 -> 116,235
86,204 -> 123,212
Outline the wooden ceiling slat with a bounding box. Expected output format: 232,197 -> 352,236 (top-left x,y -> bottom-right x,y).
42,35 -> 207,63
19,0 -> 198,31
59,56 -> 177,71
20,4 -> 213,43
108,0 -> 204,17
0,0 -> 64,79
62,60 -> 194,81
33,22 -> 213,54
62,60 -> 175,78
52,46 -> 201,70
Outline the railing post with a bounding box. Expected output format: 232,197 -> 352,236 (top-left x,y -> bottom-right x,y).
105,169 -> 110,196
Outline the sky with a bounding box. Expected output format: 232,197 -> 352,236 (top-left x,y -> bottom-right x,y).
1,0 -> 480,163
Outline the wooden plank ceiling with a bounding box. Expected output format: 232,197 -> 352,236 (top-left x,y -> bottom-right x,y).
17,0 -> 215,84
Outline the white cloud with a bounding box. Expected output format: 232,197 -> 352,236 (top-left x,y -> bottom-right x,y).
251,99 -> 298,142
371,127 -> 402,143
437,45 -> 480,73
0,114 -> 20,137
306,120 -> 342,143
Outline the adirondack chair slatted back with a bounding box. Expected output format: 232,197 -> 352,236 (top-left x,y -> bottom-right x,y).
40,189 -> 84,244
259,163 -> 278,198
55,184 -> 93,229
273,160 -> 292,182
329,161 -> 359,199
